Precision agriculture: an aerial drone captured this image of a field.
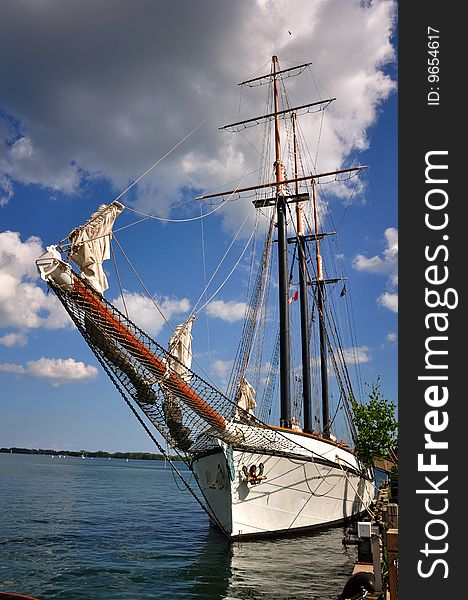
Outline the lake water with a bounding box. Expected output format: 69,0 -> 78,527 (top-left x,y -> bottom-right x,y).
0,453 -> 361,599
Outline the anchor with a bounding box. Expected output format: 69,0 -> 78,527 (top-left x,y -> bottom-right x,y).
241,463 -> 267,485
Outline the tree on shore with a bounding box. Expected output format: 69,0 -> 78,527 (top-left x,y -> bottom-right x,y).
350,378 -> 398,467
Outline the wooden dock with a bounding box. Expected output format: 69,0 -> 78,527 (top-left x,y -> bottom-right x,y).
342,479 -> 398,600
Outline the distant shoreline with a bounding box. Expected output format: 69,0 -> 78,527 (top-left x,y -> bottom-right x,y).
0,447 -> 181,461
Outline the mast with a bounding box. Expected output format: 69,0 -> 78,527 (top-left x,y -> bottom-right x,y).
273,55 -> 292,429
292,113 -> 312,433
196,57 -> 366,435
312,180 -> 330,438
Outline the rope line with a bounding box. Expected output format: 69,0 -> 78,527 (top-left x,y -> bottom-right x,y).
111,243 -> 128,319
124,193 -> 230,223
336,457 -> 375,519
194,217 -> 259,316
190,210 -> 256,316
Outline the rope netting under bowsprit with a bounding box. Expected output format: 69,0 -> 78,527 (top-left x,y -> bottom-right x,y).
49,275 -> 303,458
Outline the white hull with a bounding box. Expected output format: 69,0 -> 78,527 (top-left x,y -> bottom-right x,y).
192,428 -> 374,539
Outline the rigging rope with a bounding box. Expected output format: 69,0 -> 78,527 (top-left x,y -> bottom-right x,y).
336,458 -> 375,519
113,235 -> 175,333
191,212 -> 259,317
225,213 -> 275,400
111,243 -> 128,319
197,223 -> 258,316
123,176 -> 244,223
200,203 -> 212,370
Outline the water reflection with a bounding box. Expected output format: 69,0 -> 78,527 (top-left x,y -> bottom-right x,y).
188,525 -> 357,600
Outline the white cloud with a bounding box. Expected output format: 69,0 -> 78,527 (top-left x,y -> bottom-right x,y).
0,0 -> 396,222
0,332 -> 27,347
0,230 -> 42,279
212,359 -> 233,380
353,227 -> 398,275
206,300 -> 247,323
353,227 -> 398,313
112,291 -> 190,336
314,345 -> 371,369
380,330 -> 397,348
3,136 -> 81,198
0,230 -> 70,331
0,230 -> 191,344
337,345 -> 371,365
378,292 -> 398,313
0,174 -> 13,206
211,358 -> 234,388
0,357 -> 98,386
0,362 -> 24,374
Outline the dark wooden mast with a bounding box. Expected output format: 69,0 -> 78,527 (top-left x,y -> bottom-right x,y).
272,55 -> 292,429
292,112 -> 312,433
311,180 -> 330,438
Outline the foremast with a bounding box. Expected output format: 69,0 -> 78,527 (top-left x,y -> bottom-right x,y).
272,55 -> 292,429
292,112 -> 312,434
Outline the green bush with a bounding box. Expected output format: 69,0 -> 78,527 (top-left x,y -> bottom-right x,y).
350,378 -> 398,467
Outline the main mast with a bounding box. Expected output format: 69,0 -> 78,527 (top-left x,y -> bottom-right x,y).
312,180 -> 330,438
272,56 -> 292,429
292,113 -> 312,433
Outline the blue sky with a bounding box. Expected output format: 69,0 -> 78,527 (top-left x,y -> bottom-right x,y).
0,0 -> 397,452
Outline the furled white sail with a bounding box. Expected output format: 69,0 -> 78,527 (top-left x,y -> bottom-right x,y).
163,318 -> 195,451
69,201 -> 124,295
236,377 -> 256,414
167,318 -> 194,379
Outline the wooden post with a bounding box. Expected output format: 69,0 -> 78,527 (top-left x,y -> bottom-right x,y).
385,528 -> 398,600
382,505 -> 388,528
371,526 -> 382,592
387,503 -> 399,529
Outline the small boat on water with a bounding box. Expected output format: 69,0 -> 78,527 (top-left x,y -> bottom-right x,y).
36,56 -> 374,539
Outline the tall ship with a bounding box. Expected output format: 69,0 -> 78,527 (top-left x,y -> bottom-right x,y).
36,56 -> 374,539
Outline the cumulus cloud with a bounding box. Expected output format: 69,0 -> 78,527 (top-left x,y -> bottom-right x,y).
0,0 -> 396,221
353,227 -> 398,275
2,136 -> 81,197
112,291 -> 190,336
212,359 -> 233,380
211,358 -> 234,387
313,345 -> 371,369
378,292 -> 398,313
337,346 -> 371,365
0,332 -> 27,347
0,174 -> 13,206
0,229 -> 192,345
353,227 -> 398,313
205,300 -> 247,323
0,357 -> 98,386
380,331 -> 397,348
0,230 -> 70,333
